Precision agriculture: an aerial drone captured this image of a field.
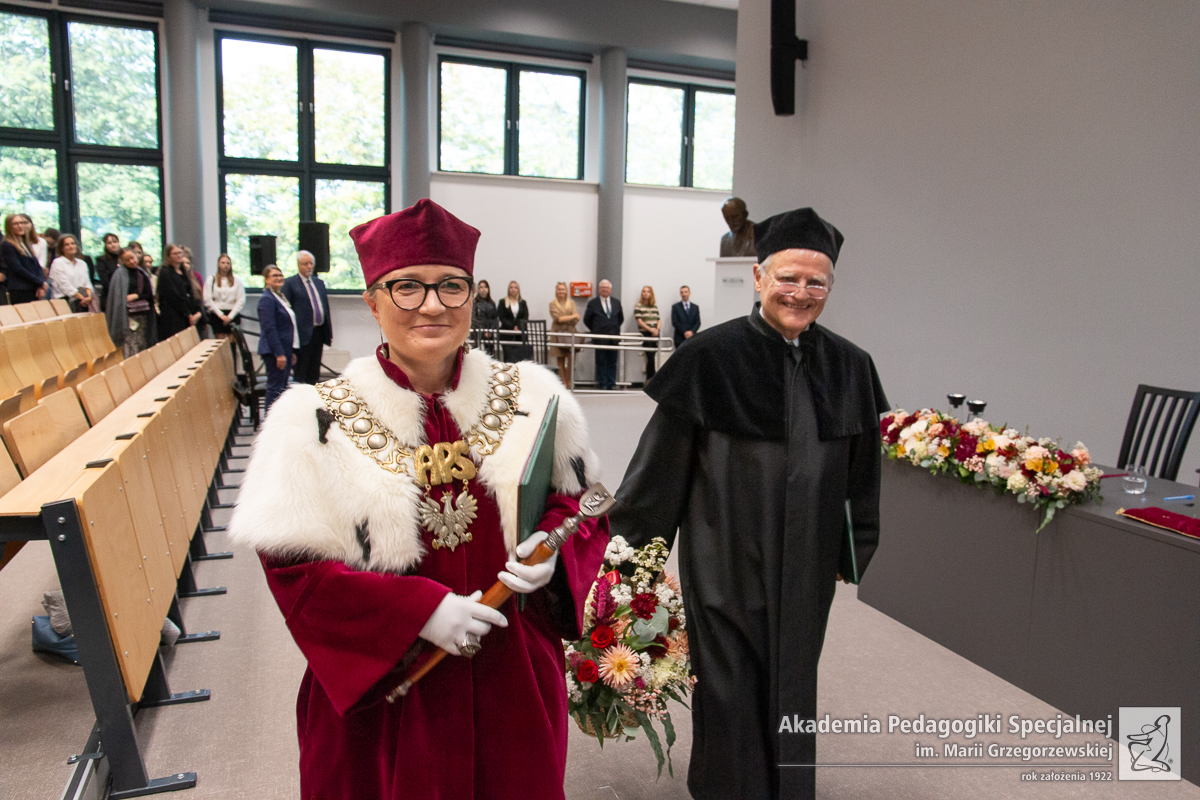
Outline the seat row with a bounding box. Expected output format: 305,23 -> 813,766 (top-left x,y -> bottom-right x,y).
0,298 -> 74,326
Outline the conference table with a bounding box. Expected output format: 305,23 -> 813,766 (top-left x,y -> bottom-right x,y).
858,459 -> 1199,784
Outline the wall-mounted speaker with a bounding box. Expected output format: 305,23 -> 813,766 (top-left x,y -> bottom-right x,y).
248,235 -> 276,276
299,221 -> 330,273
771,0 -> 809,116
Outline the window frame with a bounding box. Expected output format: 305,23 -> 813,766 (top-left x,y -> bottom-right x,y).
0,4 -> 165,246
214,30 -> 391,293
625,77 -> 735,189
437,54 -> 586,181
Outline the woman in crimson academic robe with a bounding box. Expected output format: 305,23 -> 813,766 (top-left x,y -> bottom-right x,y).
229,199 -> 608,800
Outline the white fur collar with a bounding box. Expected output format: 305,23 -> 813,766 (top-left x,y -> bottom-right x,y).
229,350 -> 599,573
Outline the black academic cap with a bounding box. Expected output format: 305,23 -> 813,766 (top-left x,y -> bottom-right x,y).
753,207 -> 844,266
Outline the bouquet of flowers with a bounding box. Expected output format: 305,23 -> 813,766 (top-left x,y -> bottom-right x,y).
880,408 -> 1103,530
564,535 -> 695,777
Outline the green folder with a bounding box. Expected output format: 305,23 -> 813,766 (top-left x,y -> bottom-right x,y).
840,499 -> 861,585
518,395 -> 559,546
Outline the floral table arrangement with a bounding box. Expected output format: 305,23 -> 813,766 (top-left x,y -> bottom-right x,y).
880,408 -> 1103,531
563,535 -> 695,777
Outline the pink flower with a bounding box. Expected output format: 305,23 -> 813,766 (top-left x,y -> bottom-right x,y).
598,644 -> 638,688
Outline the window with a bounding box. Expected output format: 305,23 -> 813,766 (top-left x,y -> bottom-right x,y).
216,33 -> 389,290
438,57 -> 584,181
0,10 -> 163,257
626,79 -> 734,190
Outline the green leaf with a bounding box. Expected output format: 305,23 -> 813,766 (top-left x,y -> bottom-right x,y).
631,604 -> 670,644
638,711 -> 667,778
662,712 -> 677,777
588,711 -> 607,748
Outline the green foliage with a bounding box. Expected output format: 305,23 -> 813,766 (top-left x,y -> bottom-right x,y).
0,147 -> 59,230
69,22 -> 158,149
0,13 -> 54,130
518,70 -> 581,179
314,179 -> 383,290
626,83 -> 684,186
76,162 -> 161,258
439,61 -> 506,174
224,173 -> 298,289
314,49 -> 385,166
692,91 -> 734,191
222,39 -> 298,161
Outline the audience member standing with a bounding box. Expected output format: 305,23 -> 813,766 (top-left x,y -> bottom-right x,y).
497,280 -> 529,362
2,215 -> 48,303
106,248 -> 156,357
203,253 -> 246,339
48,235 -> 98,312
157,243 -> 202,338
583,279 -> 623,390
633,285 -> 660,383
549,281 -> 580,388
95,233 -> 122,306
257,265 -> 297,413
671,284 -> 701,348
282,250 -> 332,385
472,279 -> 499,355
24,216 -> 49,270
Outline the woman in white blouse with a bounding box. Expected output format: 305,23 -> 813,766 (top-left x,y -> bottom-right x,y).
202,253 -> 247,338
48,235 -> 98,312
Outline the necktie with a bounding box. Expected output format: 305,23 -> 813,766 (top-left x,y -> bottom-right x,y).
604,299 -> 610,317
305,278 -> 324,326
684,302 -> 689,312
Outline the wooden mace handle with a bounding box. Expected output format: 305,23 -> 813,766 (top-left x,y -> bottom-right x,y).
386,540 -> 558,702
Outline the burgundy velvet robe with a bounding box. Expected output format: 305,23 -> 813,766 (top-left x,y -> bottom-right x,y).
261,352 -> 608,799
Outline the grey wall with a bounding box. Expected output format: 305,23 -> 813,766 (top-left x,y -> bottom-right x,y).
202,0 -> 736,67
735,0 -> 1200,476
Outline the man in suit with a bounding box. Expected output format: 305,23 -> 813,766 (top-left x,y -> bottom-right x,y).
583,279 -> 623,390
670,285 -> 701,348
283,250 -> 333,385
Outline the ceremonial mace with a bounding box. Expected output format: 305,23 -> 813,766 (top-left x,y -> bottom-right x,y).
387,483 -> 615,702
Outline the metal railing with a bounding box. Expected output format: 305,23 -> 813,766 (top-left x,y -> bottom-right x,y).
476,327 -> 673,390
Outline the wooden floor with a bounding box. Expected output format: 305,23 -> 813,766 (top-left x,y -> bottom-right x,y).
1,396 -> 1197,799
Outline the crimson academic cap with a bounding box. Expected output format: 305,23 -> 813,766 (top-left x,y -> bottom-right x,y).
349,199 -> 481,287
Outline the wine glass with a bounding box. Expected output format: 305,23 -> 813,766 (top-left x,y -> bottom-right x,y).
947,394 -> 966,418
966,399 -> 987,421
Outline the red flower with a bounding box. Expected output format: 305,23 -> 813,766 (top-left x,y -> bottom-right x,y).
667,617 -> 680,632
880,415 -> 894,435
590,625 -> 615,650
954,434 -> 978,461
646,634 -> 668,659
576,660 -> 599,683
630,593 -> 658,620
603,570 -> 621,586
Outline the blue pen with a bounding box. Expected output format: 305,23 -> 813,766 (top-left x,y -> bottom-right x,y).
1163,495 -> 1194,502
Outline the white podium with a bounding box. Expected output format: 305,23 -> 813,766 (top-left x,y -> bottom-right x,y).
708,257 -> 759,326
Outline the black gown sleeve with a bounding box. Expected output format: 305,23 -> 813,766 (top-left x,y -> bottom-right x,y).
607,406 -> 697,551
845,423 -> 883,578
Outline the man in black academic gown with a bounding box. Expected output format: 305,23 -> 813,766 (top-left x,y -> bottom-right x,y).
608,207 -> 888,800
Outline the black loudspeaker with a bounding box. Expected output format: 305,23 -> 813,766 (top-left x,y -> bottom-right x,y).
248,235 -> 276,276
770,0 -> 808,116
299,221 -> 330,273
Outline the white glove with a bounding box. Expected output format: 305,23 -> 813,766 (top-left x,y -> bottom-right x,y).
497,532 -> 558,594
418,590 -> 508,654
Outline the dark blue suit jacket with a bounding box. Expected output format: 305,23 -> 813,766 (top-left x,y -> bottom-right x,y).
282,274 -> 332,347
583,296 -> 623,336
670,300 -> 701,347
257,291 -> 295,359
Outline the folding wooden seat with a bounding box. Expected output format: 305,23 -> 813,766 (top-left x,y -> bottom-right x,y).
2,326 -> 58,399
0,445 -> 25,572
38,386 -> 89,446
43,318 -> 89,386
180,327 -> 201,349
0,306 -> 22,326
103,365 -> 134,407
75,373 -> 116,425
84,313 -> 122,369
167,336 -> 184,359
63,315 -> 106,374
31,300 -> 56,319
135,349 -> 159,380
14,303 -> 40,323
48,298 -> 71,315
122,356 -> 148,393
25,323 -> 70,391
150,342 -> 175,373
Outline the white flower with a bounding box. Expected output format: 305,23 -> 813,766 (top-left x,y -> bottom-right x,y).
1038,437 -> 1054,448
566,674 -> 583,702
1003,428 -> 1020,438
1062,471 -> 1088,492
963,419 -> 989,435
654,583 -> 675,604
611,584 -> 632,606
1006,473 -> 1029,493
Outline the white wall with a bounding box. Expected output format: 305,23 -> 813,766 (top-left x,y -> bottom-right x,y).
735,0 -> 1200,476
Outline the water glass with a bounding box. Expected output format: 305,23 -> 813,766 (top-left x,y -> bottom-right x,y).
1122,466 -> 1148,495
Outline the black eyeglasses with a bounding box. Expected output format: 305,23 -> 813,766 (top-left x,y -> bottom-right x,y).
376,276 -> 474,311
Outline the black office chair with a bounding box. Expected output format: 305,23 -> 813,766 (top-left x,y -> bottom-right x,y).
229,319 -> 267,429
1116,385 -> 1200,482
472,319 -> 500,357
521,319 -> 548,365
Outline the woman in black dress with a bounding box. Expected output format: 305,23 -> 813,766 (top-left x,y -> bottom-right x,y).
471,279 -> 499,355
156,243 -> 202,338
496,280 -> 529,362
1,215 -> 49,304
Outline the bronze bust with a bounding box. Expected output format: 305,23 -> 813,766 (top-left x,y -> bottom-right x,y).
719,197 -> 756,258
